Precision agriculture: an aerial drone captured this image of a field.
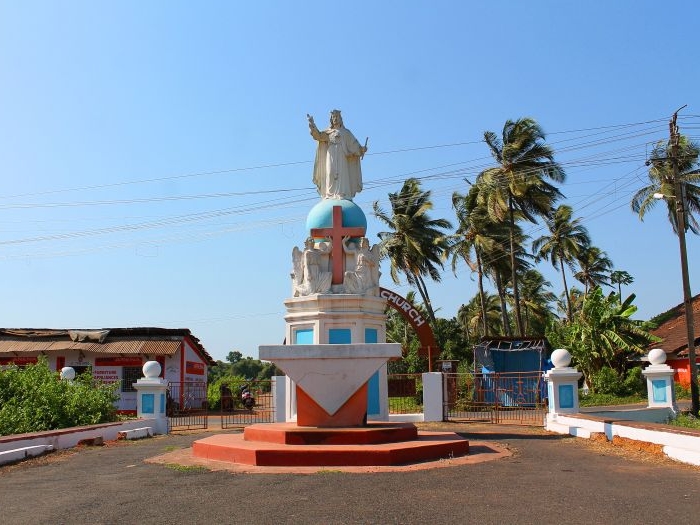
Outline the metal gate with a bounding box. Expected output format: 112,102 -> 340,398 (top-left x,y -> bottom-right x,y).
444,371 -> 547,425
167,381 -> 208,431
220,379 -> 275,429
387,374 -> 423,414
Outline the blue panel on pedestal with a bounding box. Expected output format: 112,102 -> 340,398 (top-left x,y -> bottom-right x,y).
652,379 -> 667,403
365,328 -> 378,343
558,384 -> 574,409
142,393 -> 154,414
365,328 -> 380,415
329,328 -> 351,344
367,371 -> 380,415
295,329 -> 314,345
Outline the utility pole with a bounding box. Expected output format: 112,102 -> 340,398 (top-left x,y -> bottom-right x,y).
669,106 -> 699,416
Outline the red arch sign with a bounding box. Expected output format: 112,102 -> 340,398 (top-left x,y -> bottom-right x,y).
380,287 -> 440,370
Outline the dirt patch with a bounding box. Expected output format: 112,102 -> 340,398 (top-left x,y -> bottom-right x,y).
559,431 -> 698,469
611,435 -> 664,456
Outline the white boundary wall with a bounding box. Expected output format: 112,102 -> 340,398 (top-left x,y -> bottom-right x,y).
0,419 -> 158,465
547,413 -> 700,466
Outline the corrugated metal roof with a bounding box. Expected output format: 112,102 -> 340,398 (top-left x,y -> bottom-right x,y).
0,338 -> 181,356
0,327 -> 215,364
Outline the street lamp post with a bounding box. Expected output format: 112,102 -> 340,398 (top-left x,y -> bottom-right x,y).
656,108 -> 700,416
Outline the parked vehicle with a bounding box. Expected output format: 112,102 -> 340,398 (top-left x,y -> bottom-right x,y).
240,384 -> 255,411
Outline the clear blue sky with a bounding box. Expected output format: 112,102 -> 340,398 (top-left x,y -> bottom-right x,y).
1,2 -> 698,362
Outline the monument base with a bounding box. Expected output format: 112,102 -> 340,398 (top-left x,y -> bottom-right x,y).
192,422 -> 469,467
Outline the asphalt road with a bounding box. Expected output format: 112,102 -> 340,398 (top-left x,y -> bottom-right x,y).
0,423 -> 698,525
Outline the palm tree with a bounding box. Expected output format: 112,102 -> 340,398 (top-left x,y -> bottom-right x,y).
610,270 -> 634,303
457,293 -> 502,340
532,204 -> 591,322
477,118 -> 565,336
574,246 -> 613,294
373,178 -> 452,328
518,269 -> 557,335
449,187 -> 510,336
631,136 -> 700,234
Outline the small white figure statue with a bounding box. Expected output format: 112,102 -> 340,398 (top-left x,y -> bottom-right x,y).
342,236 -> 381,296
292,238 -> 332,296
308,110 -> 367,200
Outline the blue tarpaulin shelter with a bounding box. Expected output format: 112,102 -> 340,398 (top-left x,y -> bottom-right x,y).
473,337 -> 553,406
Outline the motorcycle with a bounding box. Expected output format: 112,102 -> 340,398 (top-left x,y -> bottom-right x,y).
240,384 -> 255,411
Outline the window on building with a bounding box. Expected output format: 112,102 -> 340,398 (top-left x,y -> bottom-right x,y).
121,367 -> 142,393
72,365 -> 92,377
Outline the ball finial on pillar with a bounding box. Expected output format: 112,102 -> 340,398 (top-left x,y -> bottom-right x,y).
142,360 -> 161,379
648,348 -> 667,365
551,348 -> 572,368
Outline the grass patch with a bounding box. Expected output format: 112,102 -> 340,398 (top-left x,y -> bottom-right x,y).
668,413 -> 700,429
163,445 -> 181,452
316,469 -> 343,474
578,392 -> 645,407
164,463 -> 208,473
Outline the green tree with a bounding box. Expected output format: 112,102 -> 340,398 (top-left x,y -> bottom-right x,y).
574,245 -> 612,294
610,270 -> 634,303
449,187 -> 510,336
518,269 -> 556,335
373,178 -> 452,329
457,293 -> 502,340
560,288 -> 658,388
227,350 -> 243,364
477,118 -> 565,336
532,204 -> 591,322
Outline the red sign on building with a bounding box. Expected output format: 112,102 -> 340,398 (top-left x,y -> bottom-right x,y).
186,361 -> 205,375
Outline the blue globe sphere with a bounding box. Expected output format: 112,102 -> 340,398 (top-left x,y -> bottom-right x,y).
306,199 -> 367,234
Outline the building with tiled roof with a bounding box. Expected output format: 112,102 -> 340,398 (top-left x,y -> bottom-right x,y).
0,327 -> 214,413
649,295 -> 700,386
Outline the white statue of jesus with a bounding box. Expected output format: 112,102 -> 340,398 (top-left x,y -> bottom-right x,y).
308,110 -> 367,200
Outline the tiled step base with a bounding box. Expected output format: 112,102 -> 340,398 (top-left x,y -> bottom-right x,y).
193,425 -> 469,467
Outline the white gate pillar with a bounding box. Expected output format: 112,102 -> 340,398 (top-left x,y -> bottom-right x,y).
134,361 -> 168,435
642,348 -> 677,412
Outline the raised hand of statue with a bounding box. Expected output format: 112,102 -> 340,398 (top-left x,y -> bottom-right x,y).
307,113 -> 318,132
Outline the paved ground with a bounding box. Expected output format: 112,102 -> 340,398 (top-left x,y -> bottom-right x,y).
0,422 -> 698,525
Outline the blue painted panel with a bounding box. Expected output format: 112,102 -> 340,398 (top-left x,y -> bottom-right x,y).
142,393 -> 154,414
365,328 -> 378,344
160,393 -> 165,414
329,328 -> 351,344
367,371 -> 380,415
295,329 -> 314,345
547,383 -> 555,411
652,379 -> 667,403
559,384 -> 574,409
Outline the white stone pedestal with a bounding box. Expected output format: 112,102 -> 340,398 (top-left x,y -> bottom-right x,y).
260,343 -> 401,426
544,349 -> 583,416
642,349 -> 677,411
133,361 -> 168,435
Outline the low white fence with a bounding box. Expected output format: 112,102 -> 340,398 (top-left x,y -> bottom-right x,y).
0,419 -> 158,466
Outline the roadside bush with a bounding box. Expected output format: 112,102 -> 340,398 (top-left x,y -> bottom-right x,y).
0,358 -> 119,436
590,366 -> 645,397
207,375 -> 249,410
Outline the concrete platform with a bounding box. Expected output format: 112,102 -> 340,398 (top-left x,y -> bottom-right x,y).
242,422 -> 419,445
192,425 -> 469,467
